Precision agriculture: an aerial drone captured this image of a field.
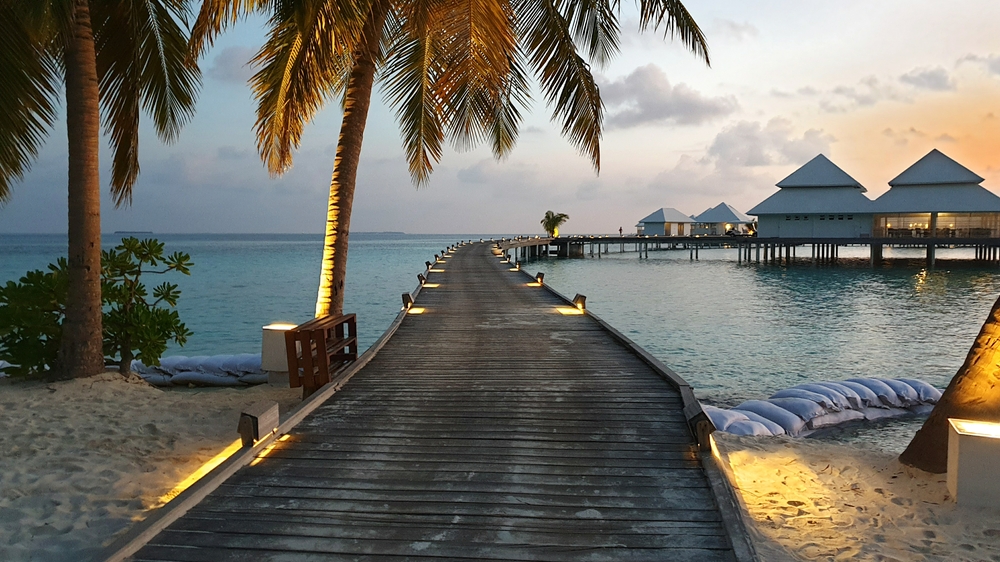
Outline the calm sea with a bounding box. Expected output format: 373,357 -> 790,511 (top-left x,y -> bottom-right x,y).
3,234 -> 997,452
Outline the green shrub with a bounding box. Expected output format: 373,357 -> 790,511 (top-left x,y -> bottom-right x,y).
0,238 -> 193,379
0,260 -> 68,377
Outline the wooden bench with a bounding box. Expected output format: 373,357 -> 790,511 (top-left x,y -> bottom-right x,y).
284,314 -> 358,397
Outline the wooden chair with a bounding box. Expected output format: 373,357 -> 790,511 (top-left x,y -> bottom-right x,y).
284,314 -> 358,397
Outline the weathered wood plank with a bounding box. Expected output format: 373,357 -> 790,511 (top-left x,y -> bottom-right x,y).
126,242 -> 740,562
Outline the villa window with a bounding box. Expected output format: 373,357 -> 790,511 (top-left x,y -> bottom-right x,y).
848,215 -> 853,220
838,215 -> 844,220
829,215 -> 835,220
794,216 -> 800,220
785,215 -> 791,221
820,215 -> 825,220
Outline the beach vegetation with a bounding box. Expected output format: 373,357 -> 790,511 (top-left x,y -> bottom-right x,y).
0,238 -> 193,379
189,0 -> 710,319
102,237 -> 193,375
0,260 -> 69,377
0,2 -> 200,379
899,293 -> 1000,473
541,211 -> 570,237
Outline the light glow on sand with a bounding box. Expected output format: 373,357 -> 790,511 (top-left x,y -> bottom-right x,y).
156,438 -> 243,506
950,418 -> 1000,439
407,307 -> 426,314
555,307 -> 584,315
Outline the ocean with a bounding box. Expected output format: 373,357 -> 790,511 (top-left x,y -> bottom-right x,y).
3,234 -> 998,452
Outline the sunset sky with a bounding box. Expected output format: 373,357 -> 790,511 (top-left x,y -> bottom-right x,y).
3,0 -> 1000,234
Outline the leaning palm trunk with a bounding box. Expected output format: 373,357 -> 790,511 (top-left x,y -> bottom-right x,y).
314,1 -> 389,318
899,293 -> 1000,473
59,0 -> 106,378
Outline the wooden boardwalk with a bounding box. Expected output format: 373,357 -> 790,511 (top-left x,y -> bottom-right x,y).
122,242 -> 748,561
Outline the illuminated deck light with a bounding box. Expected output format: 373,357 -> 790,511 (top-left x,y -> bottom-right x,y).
422,283 -> 440,288
407,307 -> 426,314
402,293 -> 414,310
555,307 -> 584,315
572,294 -> 586,311
428,268 -> 445,273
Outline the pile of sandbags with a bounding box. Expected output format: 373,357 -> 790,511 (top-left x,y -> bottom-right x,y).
131,354 -> 268,386
705,378 -> 942,437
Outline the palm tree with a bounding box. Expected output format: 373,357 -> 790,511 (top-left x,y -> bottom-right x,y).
541,210 -> 569,237
899,294 -> 1000,473
192,0 -> 709,318
1,0 -> 200,378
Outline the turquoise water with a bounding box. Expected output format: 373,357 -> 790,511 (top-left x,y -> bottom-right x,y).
4,235 -> 998,452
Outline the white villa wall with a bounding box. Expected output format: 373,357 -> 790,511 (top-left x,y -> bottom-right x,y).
757,214 -> 873,238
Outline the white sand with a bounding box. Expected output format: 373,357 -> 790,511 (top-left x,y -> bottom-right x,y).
715,433 -> 1000,561
0,372 -> 300,562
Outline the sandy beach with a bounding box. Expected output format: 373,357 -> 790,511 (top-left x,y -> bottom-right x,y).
0,372 -> 300,562
716,432 -> 1000,561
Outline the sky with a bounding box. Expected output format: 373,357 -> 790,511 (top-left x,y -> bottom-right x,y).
3,0 -> 1000,235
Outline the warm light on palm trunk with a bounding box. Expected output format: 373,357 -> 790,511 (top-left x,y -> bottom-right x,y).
59,0 -> 105,378
314,2 -> 389,318
899,293 -> 1000,473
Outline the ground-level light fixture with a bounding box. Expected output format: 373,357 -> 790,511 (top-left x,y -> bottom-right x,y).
515,261 -> 521,270
417,273 -> 426,285
948,418 -> 1000,507
425,261 -> 432,269
402,293 -> 414,310
536,272 -> 544,284
572,294 -> 586,311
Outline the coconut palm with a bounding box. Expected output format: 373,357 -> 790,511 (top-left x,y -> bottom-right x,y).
541,210 -> 569,237
1,0 -> 200,378
899,295 -> 1000,473
192,0 -> 709,318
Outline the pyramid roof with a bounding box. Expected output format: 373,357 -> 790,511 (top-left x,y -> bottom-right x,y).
888,149 -> 984,186
693,202 -> 752,224
776,154 -> 866,192
638,207 -> 695,224
748,188 -> 874,215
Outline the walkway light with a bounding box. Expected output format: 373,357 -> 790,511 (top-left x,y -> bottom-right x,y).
425,261 -> 432,269
572,294 -> 586,311
948,418 -> 1000,507
515,261 -> 521,271
536,272 -> 544,284
402,293 -> 414,310
417,273 -> 426,286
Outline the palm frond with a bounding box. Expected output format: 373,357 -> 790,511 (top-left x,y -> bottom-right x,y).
637,0 -> 709,65
564,0 -> 619,68
519,0 -> 602,171
0,3 -> 60,202
93,0 -> 201,205
189,0 -> 275,61
382,0 -> 448,184
251,0 -> 366,175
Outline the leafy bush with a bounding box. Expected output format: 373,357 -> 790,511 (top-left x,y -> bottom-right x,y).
102,237 -> 193,374
0,238 -> 193,378
0,260 -> 68,377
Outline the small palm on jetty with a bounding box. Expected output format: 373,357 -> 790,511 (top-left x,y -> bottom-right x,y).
190,0 -> 710,318
541,210 -> 569,237
0,1 -> 200,378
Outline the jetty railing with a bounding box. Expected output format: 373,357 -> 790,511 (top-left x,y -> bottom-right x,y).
285,313 -> 358,396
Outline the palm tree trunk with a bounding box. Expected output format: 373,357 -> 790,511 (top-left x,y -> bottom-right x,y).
59,0 -> 105,378
899,293 -> 1000,473
314,1 -> 389,318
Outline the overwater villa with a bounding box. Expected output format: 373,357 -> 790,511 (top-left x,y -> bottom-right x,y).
692,202 -> 754,235
748,149 -> 1000,240
635,207 -> 695,236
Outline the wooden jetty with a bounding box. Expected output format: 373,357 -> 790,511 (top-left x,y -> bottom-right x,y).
106,241 -> 754,561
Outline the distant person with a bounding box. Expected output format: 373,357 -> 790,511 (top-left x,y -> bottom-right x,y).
619,227 -> 623,237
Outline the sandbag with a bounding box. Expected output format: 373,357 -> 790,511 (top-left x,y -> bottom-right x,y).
237,373 -> 269,385
767,397 -> 826,421
735,400 -> 807,435
909,403 -> 935,415
896,378 -> 943,403
877,378 -> 920,406
703,405 -> 749,432
862,407 -> 910,421
793,383 -> 853,410
769,388 -> 837,411
838,381 -> 884,408
726,419 -> 774,436
169,370 -> 242,386
158,355 -> 212,374
814,381 -> 864,410
730,409 -> 786,436
846,378 -> 903,408
138,372 -> 173,386
197,355 -> 230,373
222,354 -> 263,374
808,409 -> 865,429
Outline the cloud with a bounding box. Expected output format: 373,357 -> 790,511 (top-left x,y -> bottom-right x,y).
600,65 -> 737,129
712,19 -> 759,42
706,118 -> 835,170
208,46 -> 257,84
899,67 -> 956,91
819,76 -> 906,112
959,53 -> 1000,76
